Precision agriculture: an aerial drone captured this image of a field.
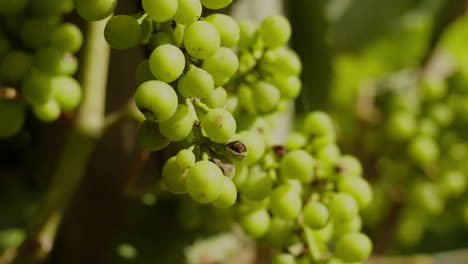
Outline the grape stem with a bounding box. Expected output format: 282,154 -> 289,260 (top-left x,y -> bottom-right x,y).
3,18 -> 111,264
303,226 -> 324,263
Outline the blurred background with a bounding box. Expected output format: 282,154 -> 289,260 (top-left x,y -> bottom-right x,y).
2,0 -> 468,263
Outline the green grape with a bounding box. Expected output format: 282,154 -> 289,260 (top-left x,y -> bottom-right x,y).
149,44 -> 185,83
241,166 -> 272,201
104,15 -> 141,50
212,177 -> 237,208
159,104 -> 195,142
418,118 -> 438,137
272,253 -> 296,264
304,111 -> 335,137
149,32 -> 173,50
202,47 -> 239,85
271,75 -> 302,100
32,99 -> 61,123
75,0 -> 117,21
252,81 -> 280,113
296,256 -> 312,264
396,215 -> 424,246
143,0 -> 178,22
0,0 -> 28,14
237,130 -> 265,165
200,0 -> 232,9
328,193 -> 358,222
162,156 -> 189,194
315,221 -> 334,243
0,100 -> 25,139
421,77 -> 447,100
22,70 -> 54,105
34,48 -> 70,75
139,17 -> 153,44
413,182 -> 444,215
239,208 -> 271,238
261,47 -> 302,76
302,202 -> 329,229
238,52 -> 257,74
337,155 -> 362,177
186,160 -> 224,203
178,66 -> 214,98
440,170 -> 467,198
205,14 -> 240,47
238,20 -> 256,50
428,103 -> 453,127
173,0 -> 202,25
117,243 -> 138,260
232,164 -> 248,189
160,22 -> 186,47
264,218 -> 295,248
52,76 -> 82,111
50,23 -> 83,53
259,15 -> 292,49
335,232 -> 372,263
0,50 -> 31,85
137,121 -> 170,151
237,84 -> 256,114
184,21 -> 221,59
333,215 -> 362,236
280,150 -> 314,182
201,108 -> 236,143
269,184 -> 302,220
202,87 -> 227,108
21,18 -> 57,49
338,177 -> 372,209
285,132 -> 307,150
30,0 -> 73,17
135,60 -> 155,85
386,111 -> 416,140
176,149 -> 196,169
408,136 -> 439,167
134,80 -> 178,122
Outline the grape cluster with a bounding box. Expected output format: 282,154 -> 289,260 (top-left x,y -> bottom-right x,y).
0,0 -> 83,139
363,70 -> 468,248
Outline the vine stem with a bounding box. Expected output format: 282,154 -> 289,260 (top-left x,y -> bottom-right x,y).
4,18 -> 111,264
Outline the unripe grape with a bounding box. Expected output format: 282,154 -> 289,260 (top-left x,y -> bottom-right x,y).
260,15 -> 292,49
173,0 -> 202,25
386,111 -> 416,140
205,14 -> 240,47
0,50 -> 31,85
59,53 -> 79,76
302,202 -> 329,229
135,60 -> 155,85
421,77 -> 447,100
0,100 -> 25,139
338,177 -> 373,209
202,87 -> 227,108
139,17 -> 154,44
232,164 -> 248,189
212,177 -> 237,208
200,0 -> 233,9
137,121 -> 170,151
202,47 -> 239,84
264,218 -> 295,248
252,81 -> 280,113
149,44 -> 185,83
238,20 -> 256,50
337,155 -> 362,177
162,156 -> 189,194
184,21 -> 221,59
143,0 -> 178,22
50,23 -> 83,53
176,149 -> 196,169
149,32 -> 173,50
22,70 -> 54,105
237,131 -> 265,165
241,166 -> 272,201
262,47 -> 302,76
271,75 -> 302,100
413,182 -> 444,215
237,84 -> 256,114
134,80 -> 178,122
239,208 -> 271,238
408,136 -> 439,167
201,108 -> 236,143
285,132 -> 307,150
328,193 -> 358,222
34,48 -> 70,75
269,184 -> 302,220
178,66 -> 214,98
186,161 -> 224,203
159,104 -> 195,142
52,76 -> 82,111
440,170 -> 467,197
418,118 -> 439,137
335,232 -> 372,263
75,0 -> 117,21
333,215 -> 362,236
104,15 -> 141,50
304,111 -> 335,137
396,215 -> 424,246
32,99 -> 61,123
280,150 -> 314,182
428,103 -> 453,127
20,18 -> 56,49
272,253 -> 296,264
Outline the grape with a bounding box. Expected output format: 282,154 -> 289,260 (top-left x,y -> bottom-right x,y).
60,54 -> 79,76
236,131 -> 265,165
0,100 -> 25,139
418,118 -> 438,137
0,0 -> 28,14
333,215 -> 362,236
338,177 -> 373,209
334,232 -> 372,263
302,202 -> 329,229
238,20 -> 256,50
202,47 -> 239,85
184,21 -> 221,59
396,215 -> 424,246
413,182 -> 444,215
428,103 -> 453,127
261,48 -> 302,76
200,0 -> 232,9
186,161 -> 224,203
328,193 -> 358,222
135,60 -> 155,85
75,0 -> 117,21
285,132 -> 307,150
408,136 -> 439,167
105,15 -> 141,50
252,81 -> 281,113
259,15 -> 292,49
149,32 -> 173,50
269,184 -> 302,220
30,0 -> 73,16
239,208 -> 271,238
212,177 -> 237,208
205,14 -> 240,48
386,111 -> 416,140
440,170 -> 467,197
237,84 -> 256,114
159,104 -> 195,142
21,18 -> 57,49
143,0 -> 178,22
139,17 -> 153,44
0,50 -> 31,85
160,22 -> 186,47
149,44 -> 185,83
337,155 -> 362,177
162,157 -> 189,194
134,80 -> 178,122
272,253 -> 296,264
178,66 -> 214,98
280,150 -> 314,182
50,23 -> 83,53
421,77 -> 447,100
201,109 -> 236,143
32,99 -> 61,123
304,111 -> 334,137
34,48 -> 70,75
173,0 -> 202,25
232,164 -> 248,189
241,166 -> 272,200
271,75 -> 302,100
22,70 -> 54,105
202,87 -> 227,108
137,121 -> 170,151
52,76 -> 82,111
176,149 -> 196,169
264,218 -> 295,248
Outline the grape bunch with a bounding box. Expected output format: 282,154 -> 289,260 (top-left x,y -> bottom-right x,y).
0,0 -> 83,139
362,69 -> 468,249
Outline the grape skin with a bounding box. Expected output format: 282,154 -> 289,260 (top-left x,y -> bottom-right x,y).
134,80 -> 178,122
186,161 -> 225,203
